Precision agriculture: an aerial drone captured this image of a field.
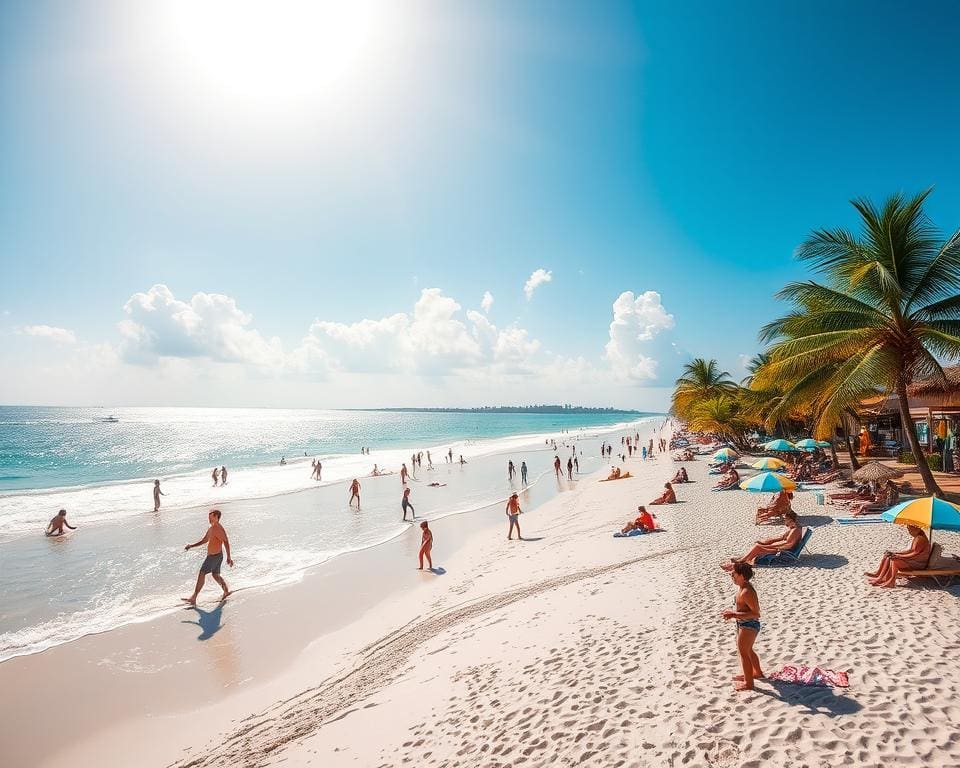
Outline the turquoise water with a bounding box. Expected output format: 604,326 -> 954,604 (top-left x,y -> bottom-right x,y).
0,406 -> 651,491
0,408 -> 666,662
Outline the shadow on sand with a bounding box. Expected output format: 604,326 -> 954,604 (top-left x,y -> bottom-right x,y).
796,514 -> 835,528
758,679 -> 862,716
181,603 -> 225,641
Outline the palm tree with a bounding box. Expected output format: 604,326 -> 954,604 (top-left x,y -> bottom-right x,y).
759,190 -> 960,495
671,359 -> 737,421
687,394 -> 750,447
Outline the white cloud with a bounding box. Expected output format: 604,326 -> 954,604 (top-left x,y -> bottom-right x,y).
480,290 -> 494,313
523,268 -> 552,300
119,284 -> 284,367
19,325 -> 77,344
604,291 -> 677,382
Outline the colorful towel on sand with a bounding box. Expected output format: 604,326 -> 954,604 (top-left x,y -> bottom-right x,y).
769,665 -> 849,688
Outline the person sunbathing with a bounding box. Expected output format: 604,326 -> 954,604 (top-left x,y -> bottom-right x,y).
621,506 -> 658,534
709,460 -> 733,472
829,482 -> 873,502
650,482 -> 677,505
755,490 -> 792,524
865,525 -> 931,587
670,466 -> 689,484
721,511 -> 803,569
713,468 -> 739,490
606,467 -> 622,481
852,481 -> 900,516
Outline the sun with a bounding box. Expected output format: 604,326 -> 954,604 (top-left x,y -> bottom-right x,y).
150,0 -> 392,114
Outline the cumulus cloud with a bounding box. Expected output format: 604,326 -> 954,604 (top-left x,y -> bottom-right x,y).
604,291 -> 677,382
523,268 -> 552,300
480,291 -> 494,313
119,284 -> 284,367
19,325 -> 77,344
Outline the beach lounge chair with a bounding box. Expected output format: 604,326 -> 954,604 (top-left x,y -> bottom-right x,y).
898,544 -> 960,587
755,528 -> 813,566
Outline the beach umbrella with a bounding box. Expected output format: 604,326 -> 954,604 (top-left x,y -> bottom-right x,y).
763,439 -> 797,452
882,497 -> 960,543
713,447 -> 739,462
751,457 -> 787,470
740,472 -> 797,492
794,438 -> 819,451
852,461 -> 903,483
816,440 -> 832,448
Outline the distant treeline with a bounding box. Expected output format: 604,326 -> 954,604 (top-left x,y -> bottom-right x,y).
357,406 -> 656,415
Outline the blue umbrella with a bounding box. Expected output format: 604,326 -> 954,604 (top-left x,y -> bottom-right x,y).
763,439 -> 797,452
794,438 -> 819,451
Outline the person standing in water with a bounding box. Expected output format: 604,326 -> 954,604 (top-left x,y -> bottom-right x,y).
722,561 -> 763,692
418,521 -> 433,570
153,479 -> 165,512
182,509 -> 233,605
508,460 -> 515,481
402,487 -> 415,521
566,457 -> 573,480
520,461 -> 528,485
212,467 -> 219,487
427,450 -> 433,469
401,463 -> 409,484
573,455 -> 579,473
553,455 -> 562,479
46,509 -> 76,536
220,466 -> 228,485
349,478 -> 361,508
506,493 -> 522,540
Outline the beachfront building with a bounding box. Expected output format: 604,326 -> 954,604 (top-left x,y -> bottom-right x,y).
857,366 -> 960,471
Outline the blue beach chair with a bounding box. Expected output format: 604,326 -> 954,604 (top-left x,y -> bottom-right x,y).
755,528 -> 812,566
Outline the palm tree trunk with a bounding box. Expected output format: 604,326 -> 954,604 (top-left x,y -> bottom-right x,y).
896,381 -> 942,497
830,427 -> 840,467
841,419 -> 860,471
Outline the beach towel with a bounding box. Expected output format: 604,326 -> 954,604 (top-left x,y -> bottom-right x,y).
613,528 -> 663,538
768,664 -> 849,688
837,517 -> 886,525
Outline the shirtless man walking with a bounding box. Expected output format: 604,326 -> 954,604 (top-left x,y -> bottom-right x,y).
182,509 -> 233,604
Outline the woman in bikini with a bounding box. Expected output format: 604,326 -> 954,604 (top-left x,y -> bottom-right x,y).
722,561 -> 763,691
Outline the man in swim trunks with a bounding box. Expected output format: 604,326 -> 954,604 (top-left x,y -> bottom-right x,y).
506,492 -> 522,540
721,511 -> 802,569
46,509 -> 76,536
182,509 -> 233,604
153,479 -> 165,512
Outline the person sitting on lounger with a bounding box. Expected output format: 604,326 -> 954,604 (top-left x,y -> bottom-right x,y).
620,506 -> 658,534
865,525 -> 931,587
756,490 -> 792,524
650,482 -> 677,505
714,467 -> 739,490
852,480 -> 900,516
670,467 -> 689,484
721,511 -> 803,569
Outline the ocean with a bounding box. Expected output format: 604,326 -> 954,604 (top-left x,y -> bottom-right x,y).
0,406 -> 665,662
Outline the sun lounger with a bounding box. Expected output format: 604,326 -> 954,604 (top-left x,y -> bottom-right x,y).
899,544 -> 960,587
755,528 -> 813,566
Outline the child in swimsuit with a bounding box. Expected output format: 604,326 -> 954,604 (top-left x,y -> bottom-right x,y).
722,561 -> 763,691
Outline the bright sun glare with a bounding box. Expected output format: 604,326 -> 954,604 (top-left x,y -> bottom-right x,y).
152,0 -> 392,114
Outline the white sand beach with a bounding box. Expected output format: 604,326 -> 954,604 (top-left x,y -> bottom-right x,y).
5,441 -> 960,768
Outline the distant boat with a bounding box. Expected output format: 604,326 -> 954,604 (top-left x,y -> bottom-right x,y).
98,416 -> 119,423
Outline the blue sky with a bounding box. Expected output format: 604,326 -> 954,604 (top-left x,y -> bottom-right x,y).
2,1 -> 959,409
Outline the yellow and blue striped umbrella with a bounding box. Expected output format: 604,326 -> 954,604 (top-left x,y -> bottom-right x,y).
763,439 -> 797,452
740,472 -> 796,492
751,457 -> 786,470
882,497 -> 960,532
713,447 -> 739,462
